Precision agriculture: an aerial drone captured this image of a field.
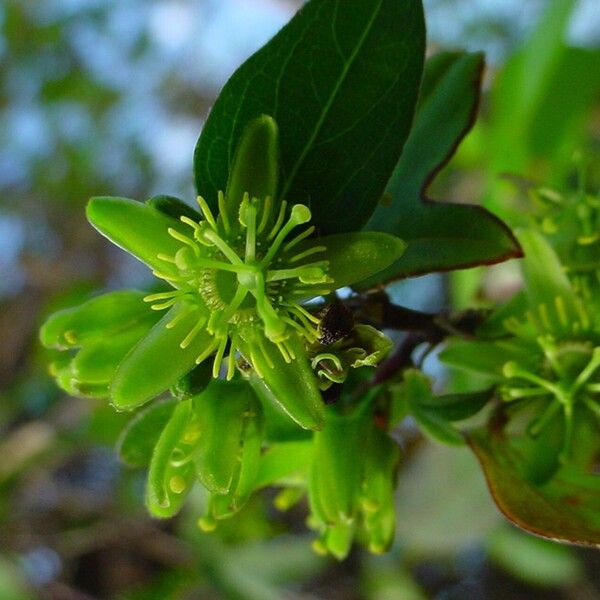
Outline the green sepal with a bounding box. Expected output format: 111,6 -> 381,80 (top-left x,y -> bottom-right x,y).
86,196 -> 191,275
295,232 -> 406,294
146,399 -> 197,518
145,195 -> 201,221
193,380 -> 252,494
238,330 -> 325,431
225,115 -> 279,224
111,302 -> 213,410
117,399 -> 177,468
40,290 -> 150,350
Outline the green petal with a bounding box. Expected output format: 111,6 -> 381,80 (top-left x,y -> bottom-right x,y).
225,115 -> 279,222
239,331 -> 325,431
40,290 -> 150,349
111,302 -> 213,410
87,196 -> 192,274
296,232 -> 406,292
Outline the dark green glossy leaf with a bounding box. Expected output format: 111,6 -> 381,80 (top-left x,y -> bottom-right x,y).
194,0 -> 425,234
117,399 -> 177,468
365,52 -> 521,279
469,414 -> 600,547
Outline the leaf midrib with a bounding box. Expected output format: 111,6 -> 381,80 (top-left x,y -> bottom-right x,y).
279,0 -> 384,200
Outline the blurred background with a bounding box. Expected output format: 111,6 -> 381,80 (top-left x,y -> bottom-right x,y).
1,0 -> 599,598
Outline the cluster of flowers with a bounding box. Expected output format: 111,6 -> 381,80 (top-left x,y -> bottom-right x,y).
41,116 -> 407,558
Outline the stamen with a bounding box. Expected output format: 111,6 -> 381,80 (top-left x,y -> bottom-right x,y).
250,351 -> 264,378
256,334 -> 274,370
152,270 -> 181,282
197,196 -> 218,230
266,262 -> 328,282
282,225 -> 315,253
218,191 -> 231,234
144,290 -> 183,303
195,338 -> 220,365
180,316 -> 207,349
267,200 -> 287,241
212,335 -> 229,378
537,303 -> 551,330
157,253 -> 176,263
180,215 -> 202,234
168,228 -> 198,251
254,281 -> 287,342
289,303 -> 321,325
573,347 -> 600,392
502,386 -> 549,401
166,304 -> 195,329
257,195 -> 273,235
289,246 -> 326,263
261,205 -> 312,266
503,361 -> 561,397
241,198 -> 258,262
226,335 -> 238,381
200,227 -> 243,265
554,296 -> 568,328
150,298 -> 179,311
277,341 -> 291,363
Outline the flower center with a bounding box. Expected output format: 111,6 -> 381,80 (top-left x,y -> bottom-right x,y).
143,192 -> 333,378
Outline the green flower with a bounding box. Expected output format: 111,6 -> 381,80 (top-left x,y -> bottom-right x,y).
61,116 -> 405,430
442,229 -> 600,470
